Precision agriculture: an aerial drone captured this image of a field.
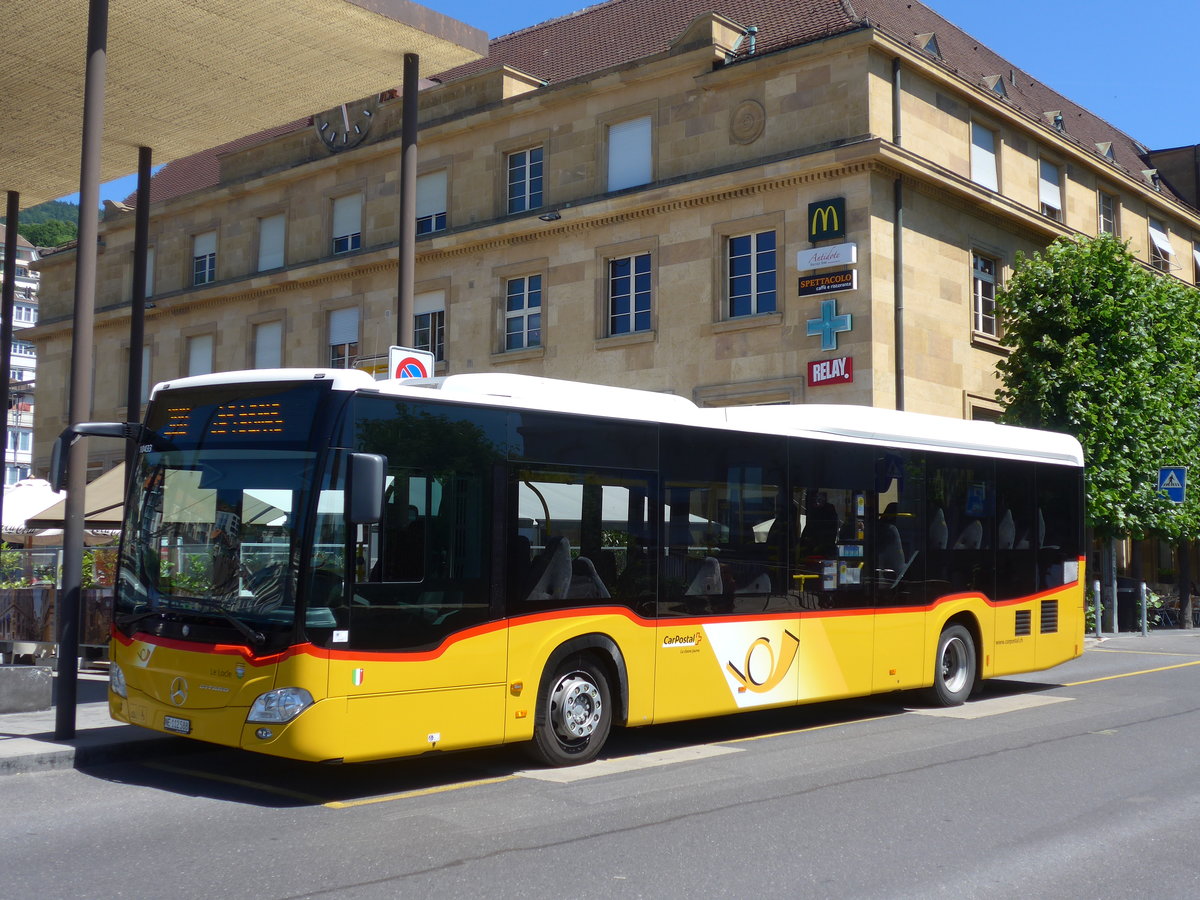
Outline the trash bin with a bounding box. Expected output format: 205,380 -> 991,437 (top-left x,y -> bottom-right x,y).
1115,577 -> 1139,631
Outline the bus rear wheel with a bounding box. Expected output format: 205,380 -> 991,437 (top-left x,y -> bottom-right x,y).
528,655 -> 612,767
927,624 -> 975,707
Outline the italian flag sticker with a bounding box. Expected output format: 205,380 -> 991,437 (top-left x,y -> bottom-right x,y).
352,668 -> 365,686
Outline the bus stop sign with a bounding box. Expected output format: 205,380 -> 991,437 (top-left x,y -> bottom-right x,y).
1158,467 -> 1187,503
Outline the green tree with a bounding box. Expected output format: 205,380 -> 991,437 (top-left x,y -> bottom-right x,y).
996,234 -> 1200,624
20,219 -> 77,247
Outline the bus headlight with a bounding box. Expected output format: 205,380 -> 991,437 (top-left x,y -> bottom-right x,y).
110,662 -> 127,698
247,687 -> 314,724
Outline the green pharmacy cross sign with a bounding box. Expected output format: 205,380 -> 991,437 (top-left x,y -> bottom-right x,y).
806,298 -> 852,351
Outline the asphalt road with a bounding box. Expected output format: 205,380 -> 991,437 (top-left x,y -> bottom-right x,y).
5,632 -> 1200,899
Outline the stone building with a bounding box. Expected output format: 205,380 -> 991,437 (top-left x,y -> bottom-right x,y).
30,0 -> 1200,479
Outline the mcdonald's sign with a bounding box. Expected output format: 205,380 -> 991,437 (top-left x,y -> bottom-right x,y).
808,197 -> 846,241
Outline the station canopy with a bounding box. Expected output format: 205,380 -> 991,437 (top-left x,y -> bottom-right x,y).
2,0 -> 487,209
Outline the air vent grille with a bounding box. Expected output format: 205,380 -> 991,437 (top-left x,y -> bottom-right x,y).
1015,609 -> 1031,636
1041,599 -> 1059,634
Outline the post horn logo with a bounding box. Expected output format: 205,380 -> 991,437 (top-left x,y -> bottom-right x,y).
726,630 -> 800,693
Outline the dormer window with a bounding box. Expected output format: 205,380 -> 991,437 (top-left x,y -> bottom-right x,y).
1096,142 -> 1115,161
983,76 -> 1007,98
1045,111 -> 1064,132
915,33 -> 941,58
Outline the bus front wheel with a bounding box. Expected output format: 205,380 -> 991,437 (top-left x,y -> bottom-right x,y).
528,654 -> 612,766
927,624 -> 975,707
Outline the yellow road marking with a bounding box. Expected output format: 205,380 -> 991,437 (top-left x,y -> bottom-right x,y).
1065,658 -> 1200,686
324,775 -> 517,809
144,760 -> 326,804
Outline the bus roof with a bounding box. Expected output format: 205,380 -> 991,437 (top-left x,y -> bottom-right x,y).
151,369 -> 1084,467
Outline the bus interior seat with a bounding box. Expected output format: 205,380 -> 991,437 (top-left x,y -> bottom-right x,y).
567,556 -> 611,600
685,557 -> 723,596
523,535 -> 572,601
735,571 -> 772,595
878,523 -> 918,588
952,520 -> 983,550
929,508 -> 948,549
998,510 -> 1015,549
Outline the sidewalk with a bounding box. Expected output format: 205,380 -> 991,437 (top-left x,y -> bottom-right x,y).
0,671 -> 183,776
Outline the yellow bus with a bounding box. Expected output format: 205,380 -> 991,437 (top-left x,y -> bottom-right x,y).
79,370 -> 1084,765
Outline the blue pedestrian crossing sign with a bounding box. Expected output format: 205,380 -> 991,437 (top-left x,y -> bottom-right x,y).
1158,467 -> 1187,503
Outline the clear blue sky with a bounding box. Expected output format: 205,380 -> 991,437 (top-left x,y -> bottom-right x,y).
70,0 -> 1197,208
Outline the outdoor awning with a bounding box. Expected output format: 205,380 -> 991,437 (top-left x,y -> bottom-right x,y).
28,464 -> 126,530
2,0 -> 488,207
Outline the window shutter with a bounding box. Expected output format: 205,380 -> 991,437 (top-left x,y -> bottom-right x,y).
1149,219 -> 1173,255
254,321 -> 283,369
187,334 -> 213,376
970,124 -> 998,191
257,214 -> 286,271
332,194 -> 362,239
607,116 -> 652,192
329,307 -> 359,346
193,231 -> 216,258
416,171 -> 447,220
145,247 -> 155,298
414,290 -> 444,317
1038,160 -> 1062,210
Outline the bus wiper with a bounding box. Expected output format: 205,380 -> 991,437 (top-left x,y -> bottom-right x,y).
183,598 -> 267,649
115,608 -> 170,630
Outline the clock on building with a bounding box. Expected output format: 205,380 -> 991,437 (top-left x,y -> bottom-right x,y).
313,96 -> 377,152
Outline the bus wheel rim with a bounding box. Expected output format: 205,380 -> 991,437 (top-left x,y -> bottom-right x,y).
940,636 -> 969,693
551,673 -> 602,741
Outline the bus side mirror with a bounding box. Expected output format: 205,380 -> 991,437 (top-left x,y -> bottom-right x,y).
348,453 -> 386,525
49,422 -> 139,492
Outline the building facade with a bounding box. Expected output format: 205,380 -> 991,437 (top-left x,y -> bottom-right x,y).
0,224 -> 39,484
30,0 -> 1200,478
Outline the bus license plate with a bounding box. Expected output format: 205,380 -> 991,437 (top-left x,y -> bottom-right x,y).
163,715 -> 191,735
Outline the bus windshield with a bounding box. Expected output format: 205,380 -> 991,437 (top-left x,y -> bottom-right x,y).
115,448 -> 323,643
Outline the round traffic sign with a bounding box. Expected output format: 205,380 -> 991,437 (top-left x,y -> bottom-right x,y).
393,356 -> 430,379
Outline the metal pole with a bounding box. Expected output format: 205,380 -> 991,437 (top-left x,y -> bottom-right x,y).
1093,578 -> 1102,639
1140,581 -> 1148,637
396,52 -> 419,348
0,191 -> 18,531
56,0 -> 108,741
125,146 -> 151,483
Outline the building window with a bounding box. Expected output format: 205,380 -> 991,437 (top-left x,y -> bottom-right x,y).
607,116 -> 652,192
257,213 -> 286,271
1097,191 -> 1117,236
192,231 -> 216,286
972,252 -> 999,337
507,147 -> 543,214
970,123 -> 998,192
505,275 -> 542,350
14,304 -> 35,325
416,170 -> 448,235
329,307 -> 359,368
413,290 -> 445,362
1038,159 -> 1063,221
187,334 -> 213,376
332,194 -> 363,254
7,429 -> 31,453
728,231 -> 776,318
1149,218 -> 1172,272
608,252 -> 652,335
6,465 -> 30,486
11,340 -> 34,358
1193,245 -> 1200,285
253,320 -> 283,369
